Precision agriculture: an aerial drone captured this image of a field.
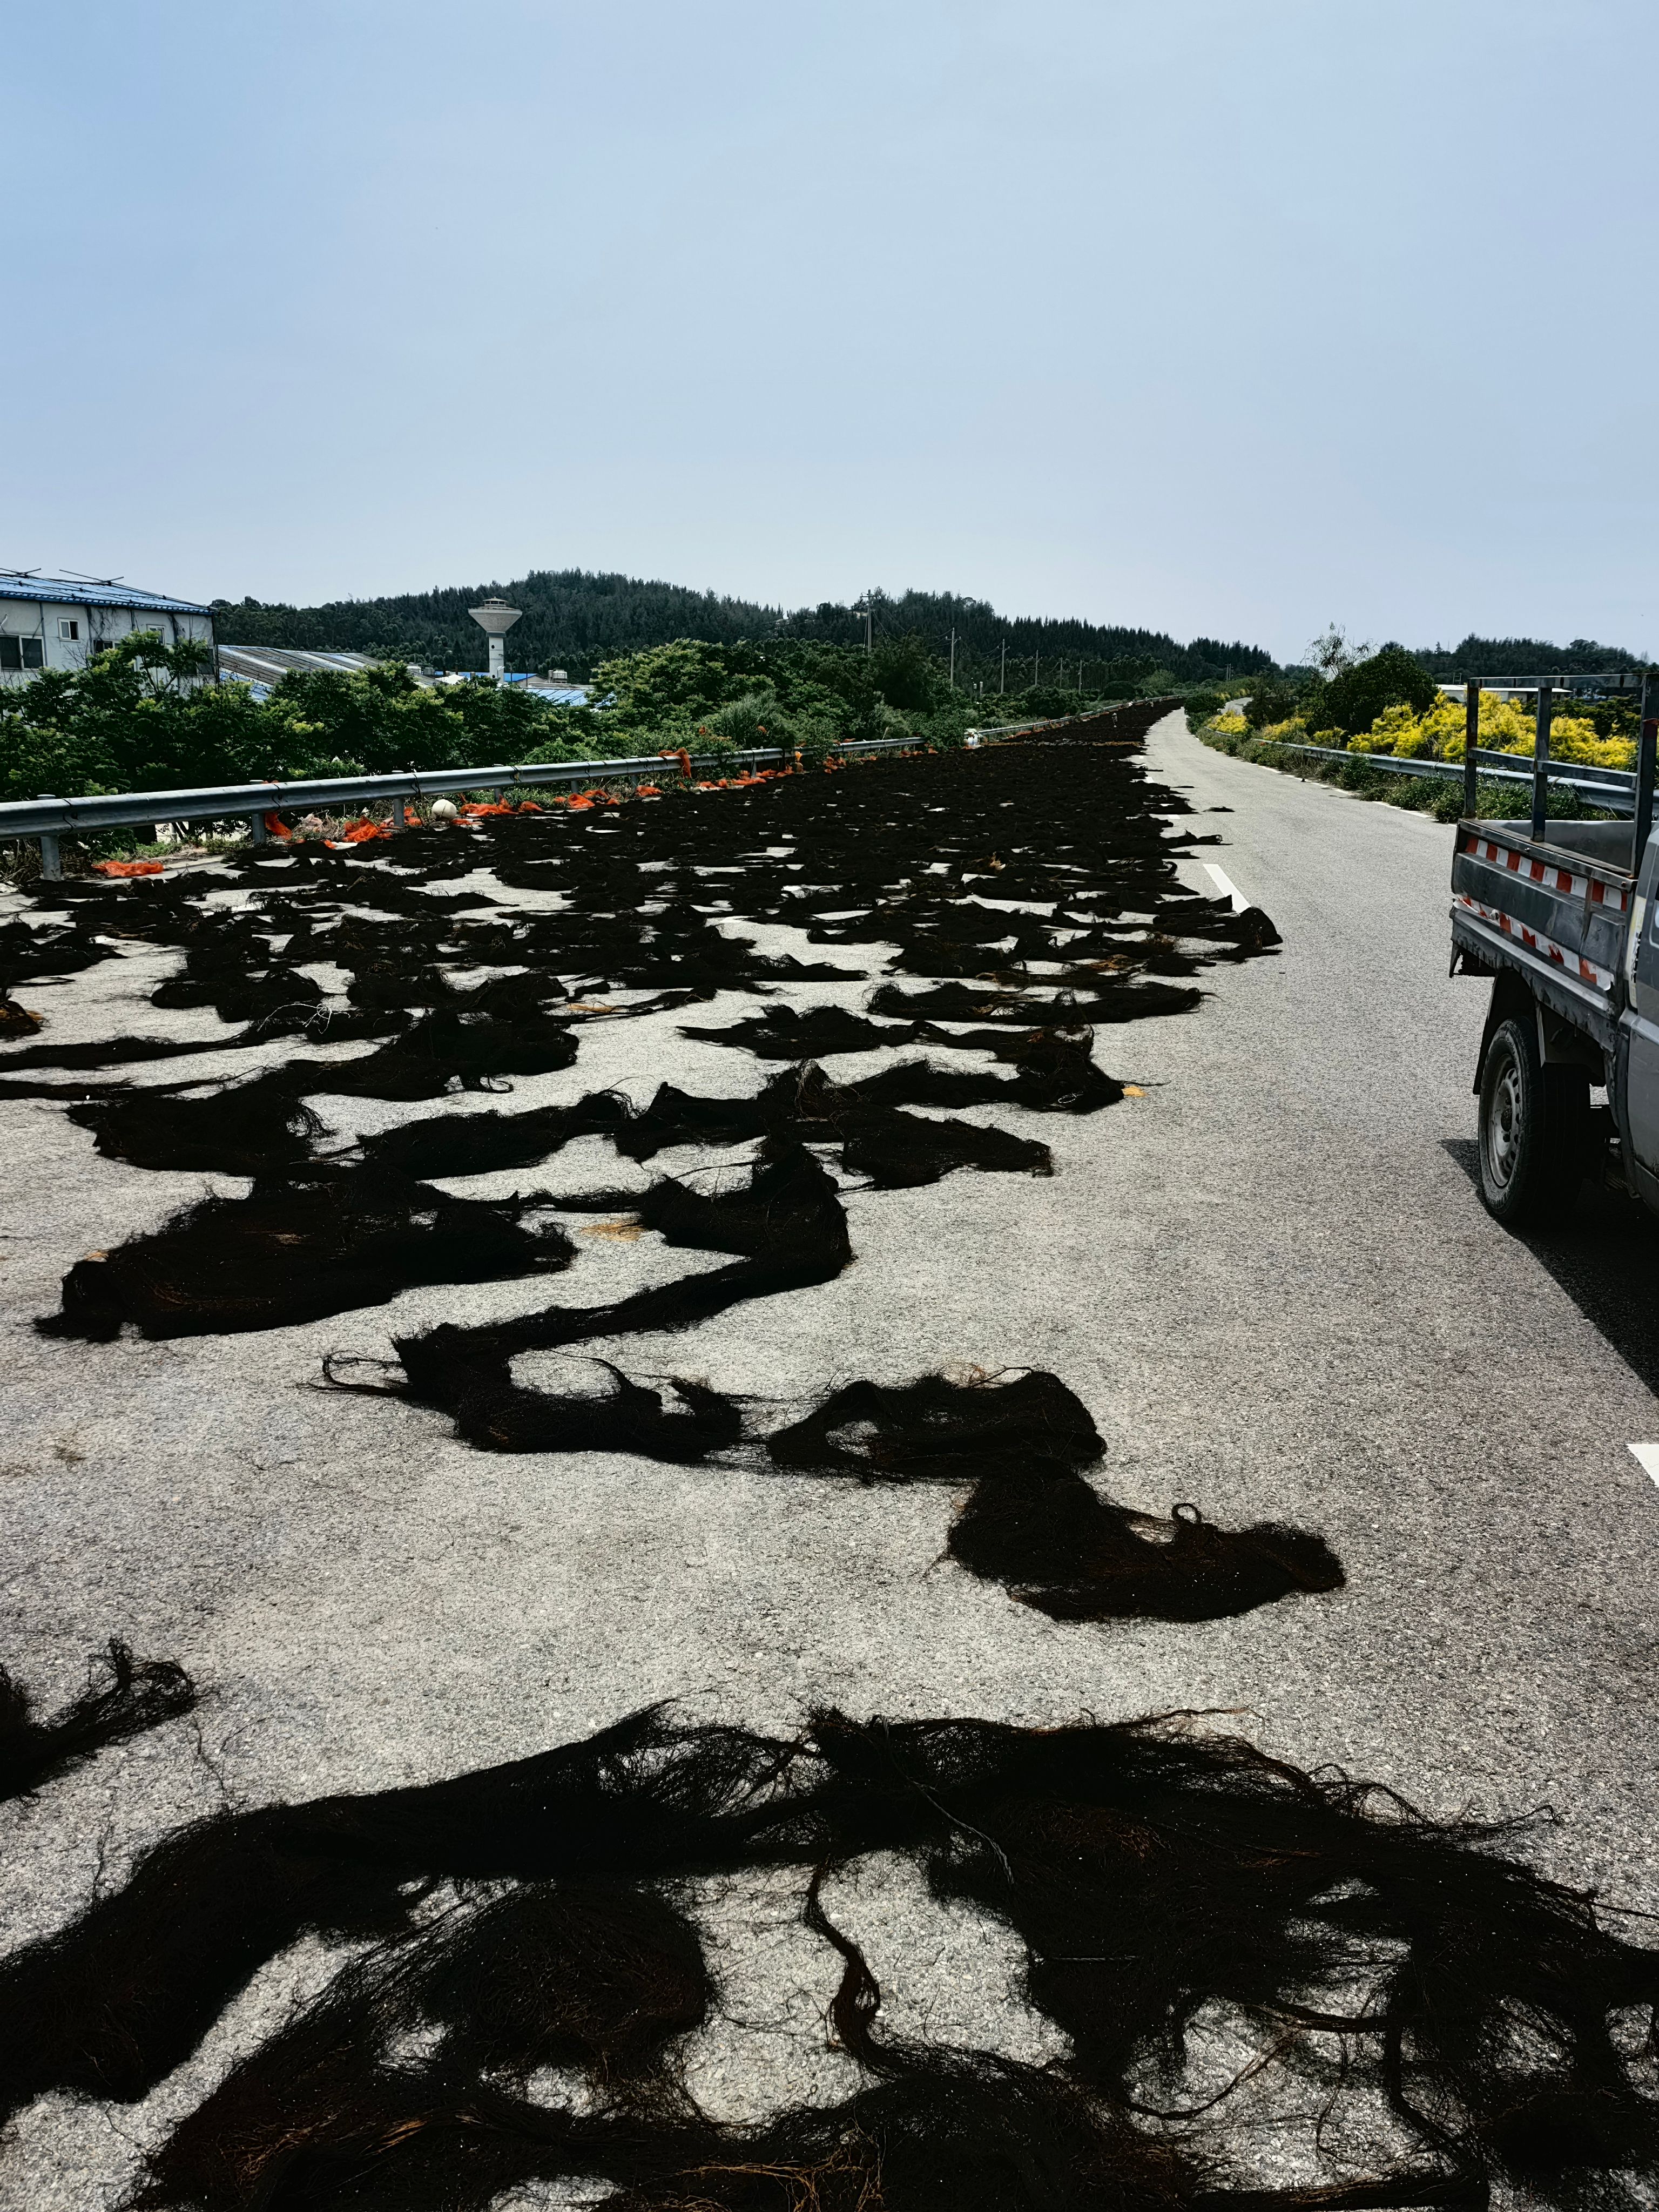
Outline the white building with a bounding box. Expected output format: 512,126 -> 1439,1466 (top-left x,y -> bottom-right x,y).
0,574 -> 215,686
216,642 -> 590,706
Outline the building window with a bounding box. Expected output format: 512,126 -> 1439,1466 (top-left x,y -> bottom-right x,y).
0,637 -> 45,671
58,618 -> 79,640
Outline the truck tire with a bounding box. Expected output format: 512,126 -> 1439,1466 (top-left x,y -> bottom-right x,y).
1478,1015 -> 1590,1226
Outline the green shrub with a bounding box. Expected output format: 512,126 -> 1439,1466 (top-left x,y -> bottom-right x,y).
1319,647 -> 1437,736
1244,679 -> 1299,730
689,732 -> 740,774
699,692 -> 788,750
794,717 -> 841,770
1184,686 -> 1226,731
868,635 -> 948,713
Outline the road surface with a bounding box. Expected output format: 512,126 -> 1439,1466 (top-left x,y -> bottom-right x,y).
4,710 -> 1657,2201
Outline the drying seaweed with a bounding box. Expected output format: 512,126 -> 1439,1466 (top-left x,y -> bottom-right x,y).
851,1042 -> 1123,1115
2,1701 -> 1655,2212
610,1080 -> 779,1160
37,1163 -> 576,1340
0,916 -> 108,982
0,1640 -> 195,1802
373,1141 -> 851,1392
835,1105 -> 1051,1186
612,1063 -> 1054,1185
767,1370 -> 1102,1481
281,1007 -> 581,1101
0,1003 -> 409,1077
951,1474 -> 1344,1621
2,732 -> 1272,1112
768,1371 -> 1343,1623
356,1089 -> 630,1178
869,977 -> 1205,1026
328,1344 -> 744,1461
68,1075 -> 328,1177
0,992 -> 44,1040
325,1143 -> 848,1456
680,1004 -> 927,1058
0,1033 -> 264,1073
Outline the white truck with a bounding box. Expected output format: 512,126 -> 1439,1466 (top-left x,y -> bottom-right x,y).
1451,672 -> 1659,1223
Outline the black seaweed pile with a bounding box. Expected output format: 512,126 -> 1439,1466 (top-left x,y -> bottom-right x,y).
17,729 -> 1322,1629
0,1640 -> 195,1803
769,1371 -> 1343,1621
38,1164 -> 575,1340
1,1681 -> 1655,2212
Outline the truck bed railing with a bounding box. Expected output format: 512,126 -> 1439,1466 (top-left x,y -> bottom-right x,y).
1449,817 -> 1636,1052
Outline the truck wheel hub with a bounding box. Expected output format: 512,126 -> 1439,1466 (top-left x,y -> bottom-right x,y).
1487,1057 -> 1523,1188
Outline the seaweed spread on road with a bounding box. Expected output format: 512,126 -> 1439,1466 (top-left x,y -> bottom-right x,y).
0,1675 -> 1654,2212
13,725 -> 1310,1631
0,717 -> 1449,2207
0,1640 -> 196,1803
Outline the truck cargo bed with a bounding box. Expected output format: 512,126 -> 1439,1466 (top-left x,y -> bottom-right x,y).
1450,817 -> 1633,1051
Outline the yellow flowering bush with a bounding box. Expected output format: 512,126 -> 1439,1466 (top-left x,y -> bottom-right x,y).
1348,691 -> 1635,771
1350,703 -> 1439,757
1211,712 -> 1249,734
1526,716 -> 1634,769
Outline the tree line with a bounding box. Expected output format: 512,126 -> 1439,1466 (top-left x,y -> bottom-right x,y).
211,570 -> 1276,687
1407,635 -> 1648,680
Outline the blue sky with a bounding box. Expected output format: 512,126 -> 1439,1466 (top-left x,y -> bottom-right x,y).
8,0 -> 1655,659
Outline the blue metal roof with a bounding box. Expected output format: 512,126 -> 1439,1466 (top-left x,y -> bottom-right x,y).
0,575 -> 213,616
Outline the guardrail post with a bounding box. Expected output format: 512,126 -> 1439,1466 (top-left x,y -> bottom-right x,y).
1531,675 -> 1554,840
1636,668 -> 1658,862
248,811 -> 268,845
38,832 -> 61,881
1464,679 -> 1481,820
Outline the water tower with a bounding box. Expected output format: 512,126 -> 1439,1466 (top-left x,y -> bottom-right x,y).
469,597 -> 522,680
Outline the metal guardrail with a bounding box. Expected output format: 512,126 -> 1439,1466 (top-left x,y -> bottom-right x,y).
1267,740 -> 1637,816
0,703 -> 1168,885
0,738 -> 918,879
1,697 -> 1177,879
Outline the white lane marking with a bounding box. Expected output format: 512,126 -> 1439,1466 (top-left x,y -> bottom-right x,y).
1627,1443 -> 1659,1487
1203,862 -> 1250,913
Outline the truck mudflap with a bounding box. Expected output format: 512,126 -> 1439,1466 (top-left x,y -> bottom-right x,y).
1451,824 -> 1628,1057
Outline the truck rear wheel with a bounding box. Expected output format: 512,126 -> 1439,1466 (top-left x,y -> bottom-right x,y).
1478,1015 -> 1589,1226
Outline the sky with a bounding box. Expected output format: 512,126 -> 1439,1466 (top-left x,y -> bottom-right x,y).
6,0 -> 1656,662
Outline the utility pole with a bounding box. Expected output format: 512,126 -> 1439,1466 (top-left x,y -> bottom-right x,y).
1034,650 -> 1040,689
1000,638 -> 1007,694
948,628 -> 957,689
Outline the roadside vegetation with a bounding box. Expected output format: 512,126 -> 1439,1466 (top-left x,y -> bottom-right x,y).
0,630 -> 1178,815
1186,627 -> 1639,822
0,627 -> 1190,876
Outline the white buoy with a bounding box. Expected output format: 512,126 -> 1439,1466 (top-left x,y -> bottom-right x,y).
431,798 -> 458,823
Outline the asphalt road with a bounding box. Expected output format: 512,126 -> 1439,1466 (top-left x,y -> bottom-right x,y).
4,712 -> 1658,2202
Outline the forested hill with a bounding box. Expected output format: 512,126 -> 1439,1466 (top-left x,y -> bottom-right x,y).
212,571 -> 783,676
1410,635 -> 1648,678
211,571 -> 1274,687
